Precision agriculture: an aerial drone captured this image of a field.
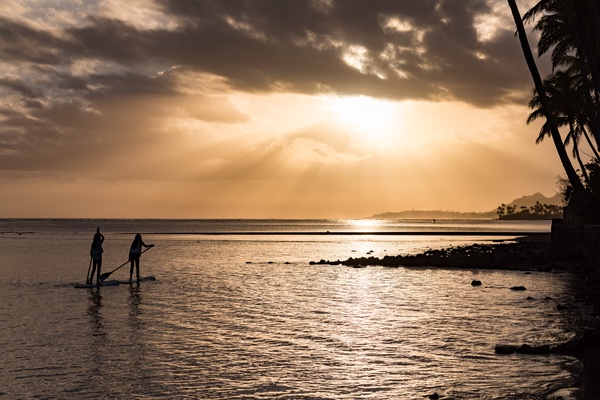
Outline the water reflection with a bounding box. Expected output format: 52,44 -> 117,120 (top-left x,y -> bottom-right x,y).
87,288 -> 105,338
148,263 -> 581,399
128,283 -> 142,318
125,282 -> 154,389
347,219 -> 383,231
85,287 -> 108,395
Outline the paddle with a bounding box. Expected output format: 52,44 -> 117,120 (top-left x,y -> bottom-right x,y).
86,257 -> 92,284
99,247 -> 152,282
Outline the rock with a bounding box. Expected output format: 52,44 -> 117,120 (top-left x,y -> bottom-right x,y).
556,303 -> 570,310
495,344 -> 551,355
510,286 -> 527,291
518,344 -> 551,355
427,393 -> 440,400
552,328 -> 600,357
495,345 -> 517,354
312,238 -> 594,271
471,280 -> 482,286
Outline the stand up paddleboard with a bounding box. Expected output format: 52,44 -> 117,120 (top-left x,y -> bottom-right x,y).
74,276 -> 156,288
74,280 -> 120,289
117,276 -> 157,284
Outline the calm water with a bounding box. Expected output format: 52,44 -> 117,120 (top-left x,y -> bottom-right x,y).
0,219 -> 584,399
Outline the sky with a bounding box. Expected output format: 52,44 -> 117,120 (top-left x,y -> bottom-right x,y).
0,0 -> 571,219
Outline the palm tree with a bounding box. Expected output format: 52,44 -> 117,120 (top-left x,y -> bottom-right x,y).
532,201 -> 544,215
507,0 -> 590,212
570,0 -> 600,99
527,70 -> 598,184
497,204 -> 507,218
523,0 -> 600,148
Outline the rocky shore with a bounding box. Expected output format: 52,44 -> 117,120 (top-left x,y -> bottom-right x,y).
310,237 -> 590,272
310,237 -> 600,399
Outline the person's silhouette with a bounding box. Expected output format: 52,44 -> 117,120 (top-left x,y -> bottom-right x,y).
89,228 -> 104,285
128,234 -> 154,282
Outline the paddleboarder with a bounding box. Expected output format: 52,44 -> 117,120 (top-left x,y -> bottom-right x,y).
129,234 -> 154,282
89,228 -> 104,285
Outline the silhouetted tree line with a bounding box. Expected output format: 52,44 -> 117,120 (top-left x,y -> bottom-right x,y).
496,201 -> 563,220
508,0 -> 600,223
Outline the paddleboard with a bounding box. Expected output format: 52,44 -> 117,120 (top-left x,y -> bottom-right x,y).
74,280 -> 120,289
117,276 -> 156,284
74,276 -> 156,288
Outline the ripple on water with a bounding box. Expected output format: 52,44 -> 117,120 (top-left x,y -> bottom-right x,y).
116,263 -> 580,399
0,233 -> 583,399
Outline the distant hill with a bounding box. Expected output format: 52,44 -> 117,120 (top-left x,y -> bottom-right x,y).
503,192 -> 563,208
369,192 -> 563,220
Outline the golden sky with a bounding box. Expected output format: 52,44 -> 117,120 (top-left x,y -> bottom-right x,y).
0,0 -> 569,218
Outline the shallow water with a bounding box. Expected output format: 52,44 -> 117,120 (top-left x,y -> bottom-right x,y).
0,219 -> 585,399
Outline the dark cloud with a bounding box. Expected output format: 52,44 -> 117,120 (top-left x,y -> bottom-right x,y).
30,0 -> 534,105
0,0 -> 543,175
149,0 -> 532,104
0,76 -> 41,98
67,17 -> 150,64
0,17 -> 72,64
2,0 -> 537,104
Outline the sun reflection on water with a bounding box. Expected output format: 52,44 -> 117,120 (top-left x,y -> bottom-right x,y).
346,219 -> 383,231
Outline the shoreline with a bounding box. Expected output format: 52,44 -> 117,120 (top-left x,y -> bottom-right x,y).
311,235 -> 600,399
310,234 -> 578,271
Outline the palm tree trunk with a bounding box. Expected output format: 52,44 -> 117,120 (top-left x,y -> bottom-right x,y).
574,144 -> 591,185
567,122 -> 591,185
507,0 -> 589,206
576,66 -> 600,147
581,126 -> 600,160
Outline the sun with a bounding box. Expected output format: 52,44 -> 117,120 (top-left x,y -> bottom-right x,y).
325,95 -> 396,141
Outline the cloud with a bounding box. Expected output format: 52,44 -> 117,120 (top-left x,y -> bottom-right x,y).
0,0 -> 555,217
146,0 -> 534,104
1,1 -> 535,103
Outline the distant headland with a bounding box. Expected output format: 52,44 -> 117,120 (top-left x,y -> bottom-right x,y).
370,192 -> 563,220
370,210 -> 497,219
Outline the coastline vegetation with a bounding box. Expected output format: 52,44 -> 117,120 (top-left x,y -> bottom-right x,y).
496,201 -> 563,220
371,200 -> 563,221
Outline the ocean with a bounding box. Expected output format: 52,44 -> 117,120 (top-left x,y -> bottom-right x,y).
0,219 -> 584,399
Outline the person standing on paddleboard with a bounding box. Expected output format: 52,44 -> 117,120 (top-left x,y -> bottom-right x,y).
89,228 -> 104,285
129,234 -> 154,282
